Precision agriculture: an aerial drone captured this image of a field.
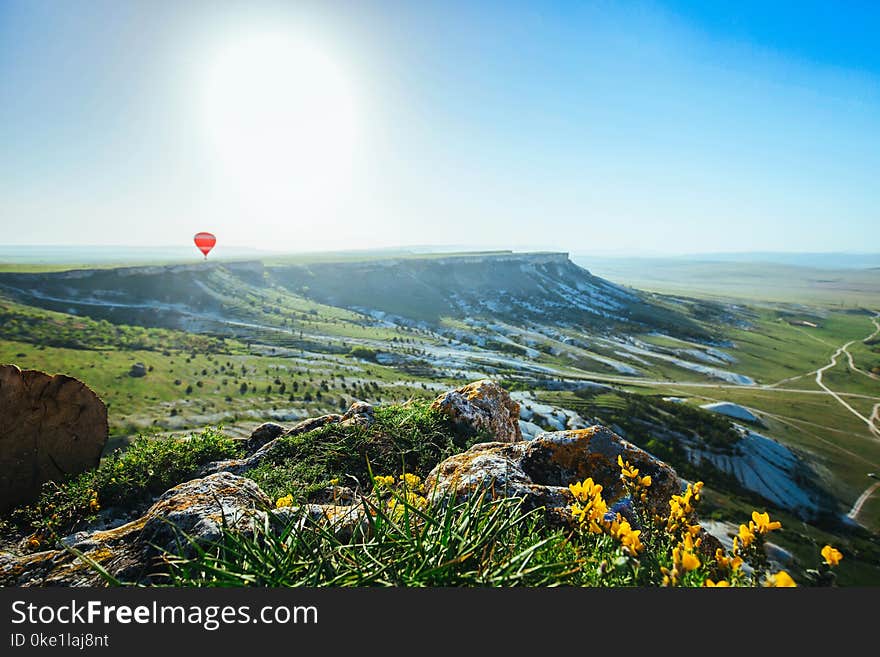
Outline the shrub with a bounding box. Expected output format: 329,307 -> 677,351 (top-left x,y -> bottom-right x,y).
15,428 -> 241,540
349,346 -> 378,362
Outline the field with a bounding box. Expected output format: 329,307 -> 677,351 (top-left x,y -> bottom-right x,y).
581,257 -> 880,307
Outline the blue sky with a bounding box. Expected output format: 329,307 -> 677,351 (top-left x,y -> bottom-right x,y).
0,0 -> 877,255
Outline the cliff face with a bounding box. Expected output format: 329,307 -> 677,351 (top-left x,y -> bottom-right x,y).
271,252 -> 631,323
268,252 -> 705,336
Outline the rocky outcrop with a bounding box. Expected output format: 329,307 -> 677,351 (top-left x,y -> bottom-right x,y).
0,380 -> 704,587
244,422 -> 286,455
0,365 -> 108,514
203,401 -> 376,476
273,502 -> 368,543
128,362 -> 147,378
426,426 -> 681,519
431,380 -> 522,442
0,473 -> 375,586
0,472 -> 271,586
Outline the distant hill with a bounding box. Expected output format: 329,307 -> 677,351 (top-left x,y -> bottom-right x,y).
0,252 -> 715,339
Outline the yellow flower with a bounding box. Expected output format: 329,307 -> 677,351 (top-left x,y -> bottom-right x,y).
680,550 -> 700,572
715,548 -> 743,572
27,537 -> 41,550
683,532 -> 701,552
665,481 -> 704,537
617,455 -> 639,480
764,570 -> 797,587
374,475 -> 396,488
639,475 -> 652,488
672,533 -> 702,573
569,478 -> 603,503
88,491 -> 100,513
329,477 -> 340,486
609,517 -> 644,556
704,579 -> 731,587
275,494 -> 294,508
821,545 -> 843,567
569,478 -> 609,534
751,511 -> 782,534
400,473 -> 423,490
737,523 -> 755,548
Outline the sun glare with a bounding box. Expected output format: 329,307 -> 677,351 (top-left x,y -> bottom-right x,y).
200,31 -> 358,216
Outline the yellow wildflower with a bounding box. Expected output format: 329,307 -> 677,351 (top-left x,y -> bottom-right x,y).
329,477 -> 340,486
609,517 -> 644,556
673,533 -> 701,572
387,491 -> 428,519
88,491 -> 100,513
715,548 -> 743,572
569,477 -> 603,503
618,455 -> 640,480
568,478 -> 609,534
374,475 -> 396,488
704,579 -> 731,587
821,545 -> 843,567
666,481 -> 704,536
751,511 -> 782,534
737,523 -> 755,549
275,494 -> 294,508
400,473 -> 423,490
680,552 -> 700,571
27,537 -> 41,550
764,570 -> 797,587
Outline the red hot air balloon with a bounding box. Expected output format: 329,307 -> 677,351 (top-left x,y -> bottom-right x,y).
194,232 -> 216,259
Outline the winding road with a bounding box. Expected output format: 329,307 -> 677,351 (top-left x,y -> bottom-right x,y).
848,481 -> 880,522
824,312 -> 880,523
815,339 -> 880,440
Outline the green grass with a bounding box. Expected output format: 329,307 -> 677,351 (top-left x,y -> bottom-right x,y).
13,428 -> 241,541
160,476 -> 818,588
0,334 -> 445,438
245,400 -> 476,503
0,297 -> 235,354
165,493 -> 591,587
720,311 -> 873,385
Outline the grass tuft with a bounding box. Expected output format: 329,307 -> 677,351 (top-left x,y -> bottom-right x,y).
245,400 -> 474,503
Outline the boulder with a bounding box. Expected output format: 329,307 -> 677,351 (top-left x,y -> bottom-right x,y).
0,365 -> 108,514
128,362 -> 147,378
0,472 -> 271,586
426,425 -> 682,520
244,422 -> 287,455
272,503 -> 368,542
431,379 -> 522,442
283,413 -> 342,436
340,400 -> 375,427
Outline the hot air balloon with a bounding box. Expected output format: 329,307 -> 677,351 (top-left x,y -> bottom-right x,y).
194,232 -> 216,260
